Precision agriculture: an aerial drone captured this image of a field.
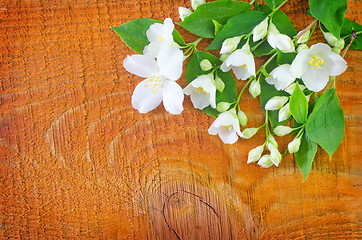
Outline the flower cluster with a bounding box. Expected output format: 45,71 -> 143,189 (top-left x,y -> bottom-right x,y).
113,0 -> 359,180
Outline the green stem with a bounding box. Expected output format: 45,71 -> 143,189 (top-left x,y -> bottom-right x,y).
323,76 -> 335,93
265,110 -> 270,139
249,0 -> 256,5
251,38 -> 266,52
234,77 -> 254,108
270,0 -> 288,16
296,19 -> 318,41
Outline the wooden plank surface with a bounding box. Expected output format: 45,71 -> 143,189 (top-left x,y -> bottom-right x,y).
0,0 -> 361,239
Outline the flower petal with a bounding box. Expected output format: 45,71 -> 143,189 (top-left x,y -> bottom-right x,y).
157,47 -> 184,81
218,129 -> 239,144
190,92 -> 211,109
326,51 -> 347,76
290,50 -> 309,78
301,69 -> 329,92
162,81 -> 184,114
123,54 -> 158,78
132,78 -> 163,113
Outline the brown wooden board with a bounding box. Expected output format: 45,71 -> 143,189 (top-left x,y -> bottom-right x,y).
0,0 -> 361,239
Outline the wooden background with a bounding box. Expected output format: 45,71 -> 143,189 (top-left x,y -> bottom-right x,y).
0,0 -> 361,239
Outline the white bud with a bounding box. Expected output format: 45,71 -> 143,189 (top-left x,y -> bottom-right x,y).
200,59 -> 212,71
269,146 -> 282,167
257,155 -> 273,168
297,29 -> 310,44
297,43 -> 309,52
273,125 -> 293,136
278,103 -> 291,122
240,128 -> 259,139
191,0 -> 205,10
332,47 -> 342,54
288,137 -> 302,153
323,32 -> 345,49
247,145 -> 264,163
220,36 -> 241,54
265,96 -> 289,110
253,18 -> 269,42
268,134 -> 278,148
219,53 -> 230,62
215,77 -> 225,92
216,102 -> 230,112
249,80 -> 261,98
237,110 -> 248,127
178,7 -> 192,22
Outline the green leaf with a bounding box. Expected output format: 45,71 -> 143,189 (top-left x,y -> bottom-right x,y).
178,0 -> 250,38
295,134 -> 318,181
309,0 -> 347,39
276,50 -> 297,65
271,9 -> 297,38
264,0 -> 285,9
289,82 -> 308,124
186,51 -> 238,117
253,40 -> 274,57
305,88 -> 345,159
111,18 -> 185,54
341,18 -> 362,50
213,20 -> 224,36
207,11 -> 268,50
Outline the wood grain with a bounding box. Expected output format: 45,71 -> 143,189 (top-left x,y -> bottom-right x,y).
0,0 -> 361,239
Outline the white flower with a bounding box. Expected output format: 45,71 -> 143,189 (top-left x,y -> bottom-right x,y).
273,125 -> 293,136
290,43 -> 347,92
257,155 -> 273,168
323,32 -> 345,49
183,74 -> 216,110
249,80 -> 261,98
265,96 -> 289,110
220,43 -> 256,80
179,7 -> 192,22
266,64 -> 296,91
208,109 -> 242,144
240,127 -> 259,139
247,145 -> 264,163
253,18 -> 269,42
191,0 -> 206,10
143,18 -> 175,58
278,103 -> 291,122
124,46 -> 184,114
288,137 -> 302,153
200,59 -> 212,71
220,36 -> 242,54
267,23 -> 295,53
297,29 -> 310,44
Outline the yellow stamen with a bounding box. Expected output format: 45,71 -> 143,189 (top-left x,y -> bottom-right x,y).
195,87 -> 209,96
222,125 -> 233,131
144,75 -> 162,94
238,64 -> 247,69
157,35 -> 166,41
308,55 -> 325,72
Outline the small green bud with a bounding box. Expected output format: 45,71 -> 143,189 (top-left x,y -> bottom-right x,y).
249,80 -> 261,98
273,125 -> 293,136
200,59 -> 212,71
247,145 -> 264,163
323,32 -> 344,49
297,43 -> 309,53
257,155 -> 273,168
278,103 -> 291,122
288,137 -> 302,153
215,77 -> 225,92
297,30 -> 310,44
240,128 -> 259,139
237,110 -> 248,127
216,102 -> 230,112
265,96 -> 289,110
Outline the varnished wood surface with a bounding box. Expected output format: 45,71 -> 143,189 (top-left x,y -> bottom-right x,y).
0,0 -> 361,239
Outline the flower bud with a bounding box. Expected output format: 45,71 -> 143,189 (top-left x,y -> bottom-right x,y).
200,59 -> 212,71
297,43 -> 309,52
257,155 -> 273,168
268,134 -> 278,148
247,145 -> 264,163
240,128 -> 259,139
284,83 -> 306,95
273,125 -> 293,136
332,47 -> 342,54
269,146 -> 281,166
278,103 -> 291,122
219,53 -> 231,62
178,7 -> 192,22
253,18 -> 268,42
215,77 -> 225,92
288,137 -> 301,153
297,29 -> 310,44
216,102 -> 230,112
249,80 -> 261,98
265,96 -> 289,110
220,36 -> 241,54
323,32 -> 345,49
191,0 -> 205,10
237,110 -> 248,127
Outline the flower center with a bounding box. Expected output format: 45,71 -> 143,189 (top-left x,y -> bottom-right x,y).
156,35 -> 166,41
144,75 -> 163,94
195,87 -> 209,96
238,64 -> 247,69
308,55 -> 325,72
222,125 -> 233,131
